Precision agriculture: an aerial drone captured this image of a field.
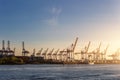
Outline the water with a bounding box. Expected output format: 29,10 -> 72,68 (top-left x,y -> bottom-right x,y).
0,64 -> 120,80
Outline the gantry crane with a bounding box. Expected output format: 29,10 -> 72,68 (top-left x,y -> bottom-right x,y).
59,37 -> 78,61
85,41 -> 91,60
6,41 -> 14,56
71,37 -> 78,59
32,48 -> 35,56
95,42 -> 102,60
22,41 -> 29,56
52,49 -> 59,60
59,49 -> 65,61
0,40 -> 15,56
109,48 -> 120,61
0,40 -> 5,56
36,48 -> 43,56
30,48 -> 36,60
81,41 -> 91,60
47,48 -> 54,59
2,40 -> 5,55
101,44 -> 109,61
66,37 -> 79,60
42,48 -> 49,59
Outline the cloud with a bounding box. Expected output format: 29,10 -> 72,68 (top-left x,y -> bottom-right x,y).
44,7 -> 62,27
46,17 -> 58,26
51,7 -> 62,15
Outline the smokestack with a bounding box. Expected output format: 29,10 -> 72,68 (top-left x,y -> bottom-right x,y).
2,40 -> 5,50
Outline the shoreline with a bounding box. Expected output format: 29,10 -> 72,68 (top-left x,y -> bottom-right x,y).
0,56 -> 120,65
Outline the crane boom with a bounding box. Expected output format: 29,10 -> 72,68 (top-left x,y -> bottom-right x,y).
45,48 -> 49,54
55,49 -> 59,54
53,49 -> 59,55
36,48 -> 43,55
73,37 -> 78,52
50,48 -> 54,54
97,42 -> 102,53
104,44 -> 109,55
85,41 -> 91,53
39,48 -> 43,54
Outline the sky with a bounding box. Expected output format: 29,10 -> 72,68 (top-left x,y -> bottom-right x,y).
0,0 -> 120,55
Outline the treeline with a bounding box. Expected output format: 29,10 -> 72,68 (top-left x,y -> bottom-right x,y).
0,56 -> 24,64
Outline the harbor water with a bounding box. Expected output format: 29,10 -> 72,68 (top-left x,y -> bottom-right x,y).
0,64 -> 120,80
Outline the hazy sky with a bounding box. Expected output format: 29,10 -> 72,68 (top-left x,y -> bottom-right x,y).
0,0 -> 120,55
